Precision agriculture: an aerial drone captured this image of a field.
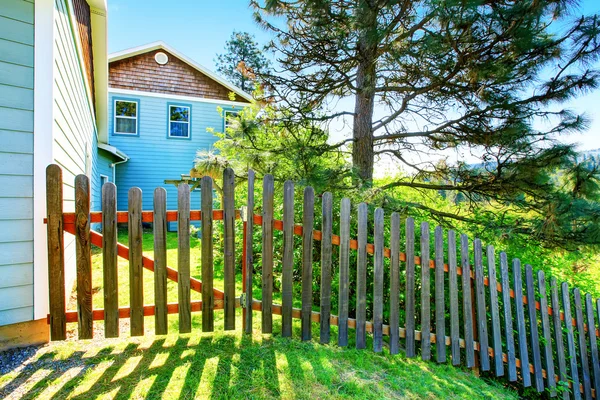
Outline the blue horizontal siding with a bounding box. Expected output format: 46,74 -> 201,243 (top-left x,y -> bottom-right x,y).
0,0 -> 34,326
109,92 -> 238,212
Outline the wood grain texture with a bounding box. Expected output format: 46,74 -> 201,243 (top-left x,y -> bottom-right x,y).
434,226 -> 446,363
320,192 -> 333,344
75,174 -> 92,340
513,259 -> 530,387
355,203 -> 368,349
461,234 -> 475,368
487,246 -> 502,376
102,181 -> 119,338
128,187 -> 144,336
261,174 -> 274,333
573,288 -> 592,399
301,186 -> 315,341
244,170 -> 255,334
551,277 -> 568,399
46,165 -> 66,341
420,222 -> 431,361
373,208 -> 384,353
153,188 -> 168,335
448,230 -> 460,365
223,168 -> 236,330
473,239 -> 490,371
587,294 -> 600,399
537,271 -> 555,395
281,180 -> 294,337
525,264 -> 543,392
338,198 -> 351,347
562,282 -> 581,400
500,253 -> 517,381
178,184 -> 191,333
389,212 -> 400,355
201,177 -> 214,332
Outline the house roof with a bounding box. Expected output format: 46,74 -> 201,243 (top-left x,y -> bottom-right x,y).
98,143 -> 129,161
108,41 -> 253,102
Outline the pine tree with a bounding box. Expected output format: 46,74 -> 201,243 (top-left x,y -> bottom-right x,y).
215,31 -> 271,92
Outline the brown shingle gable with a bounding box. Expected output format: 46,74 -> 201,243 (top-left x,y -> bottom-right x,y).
109,49 -> 250,103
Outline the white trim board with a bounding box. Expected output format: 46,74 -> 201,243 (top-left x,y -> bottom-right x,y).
33,0 -> 56,321
108,41 -> 253,102
109,88 -> 252,108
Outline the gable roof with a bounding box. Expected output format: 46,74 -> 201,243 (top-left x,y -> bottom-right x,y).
108,41 -> 253,102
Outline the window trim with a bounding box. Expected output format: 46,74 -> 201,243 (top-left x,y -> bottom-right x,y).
113,97 -> 140,136
223,110 -> 239,131
167,103 -> 192,140
100,174 -> 109,187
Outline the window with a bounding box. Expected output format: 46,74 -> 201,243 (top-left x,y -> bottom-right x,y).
114,100 -> 138,135
224,110 -> 239,131
100,175 -> 109,187
168,104 -> 191,138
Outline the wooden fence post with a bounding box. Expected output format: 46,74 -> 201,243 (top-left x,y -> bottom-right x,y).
46,165 -> 66,341
339,198 -> 351,347
320,192 -> 333,344
434,226 -> 446,363
282,180 -> 294,337
74,174 -> 92,340
420,222 -> 431,361
178,184 -> 191,333
389,212 -> 400,355
223,168 -> 236,331
153,188 -> 168,335
244,170 -> 255,334
301,186 -> 314,341
460,234 -> 475,368
262,174 -> 274,334
128,188 -> 144,336
102,181 -> 119,338
354,202 -> 367,349
201,178 -> 213,332
373,208 -> 384,353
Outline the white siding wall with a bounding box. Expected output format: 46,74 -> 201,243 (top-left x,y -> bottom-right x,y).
53,0 -> 96,295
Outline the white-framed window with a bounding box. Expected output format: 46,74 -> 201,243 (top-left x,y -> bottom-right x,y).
114,99 -> 138,135
168,104 -> 191,138
100,175 -> 109,187
224,110 -> 239,131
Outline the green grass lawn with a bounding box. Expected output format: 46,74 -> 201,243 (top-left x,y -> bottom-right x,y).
0,315 -> 516,399
0,228 -> 518,399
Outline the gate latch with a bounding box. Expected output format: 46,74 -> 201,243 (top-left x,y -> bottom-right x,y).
240,293 -> 247,308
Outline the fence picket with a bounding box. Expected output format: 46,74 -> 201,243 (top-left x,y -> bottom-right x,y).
153,188 -> 168,335
262,174 -> 274,334
434,226 -> 446,363
301,187 -> 315,341
75,175 -> 92,340
537,271 -> 555,395
461,234 -> 475,368
474,239 -> 490,371
389,212 -> 400,355
339,198 -> 351,347
355,203 -> 368,349
421,222 -> 431,361
128,187 -> 144,336
282,180 -> 294,337
562,282 -> 581,400
448,230 -> 460,365
102,182 -> 119,338
201,178 -> 214,332
373,208 -> 384,353
525,264 -> 543,392
47,165 -> 66,341
178,184 -> 191,333
574,288 -> 592,399
500,253 -> 517,381
487,246 -> 502,376
513,259 -> 530,387
222,168 -> 236,330
585,294 -> 600,398
245,170 -> 255,334
551,277 -> 568,399
320,192 -> 333,344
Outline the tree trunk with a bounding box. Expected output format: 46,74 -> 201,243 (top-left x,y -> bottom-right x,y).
352,3 -> 378,186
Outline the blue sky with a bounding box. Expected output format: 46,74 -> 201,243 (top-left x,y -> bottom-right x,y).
107,0 -> 599,152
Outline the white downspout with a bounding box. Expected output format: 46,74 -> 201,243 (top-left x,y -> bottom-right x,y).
111,159 -> 128,183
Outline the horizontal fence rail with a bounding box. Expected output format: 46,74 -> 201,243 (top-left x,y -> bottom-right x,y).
45,165 -> 599,399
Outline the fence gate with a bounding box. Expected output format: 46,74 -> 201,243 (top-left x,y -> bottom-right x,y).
45,164 -> 600,399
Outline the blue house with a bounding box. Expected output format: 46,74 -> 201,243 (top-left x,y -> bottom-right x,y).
106,42 -> 251,217
0,1 -> 250,348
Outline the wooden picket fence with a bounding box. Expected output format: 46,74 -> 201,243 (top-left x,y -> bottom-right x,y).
45,164 -> 600,399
